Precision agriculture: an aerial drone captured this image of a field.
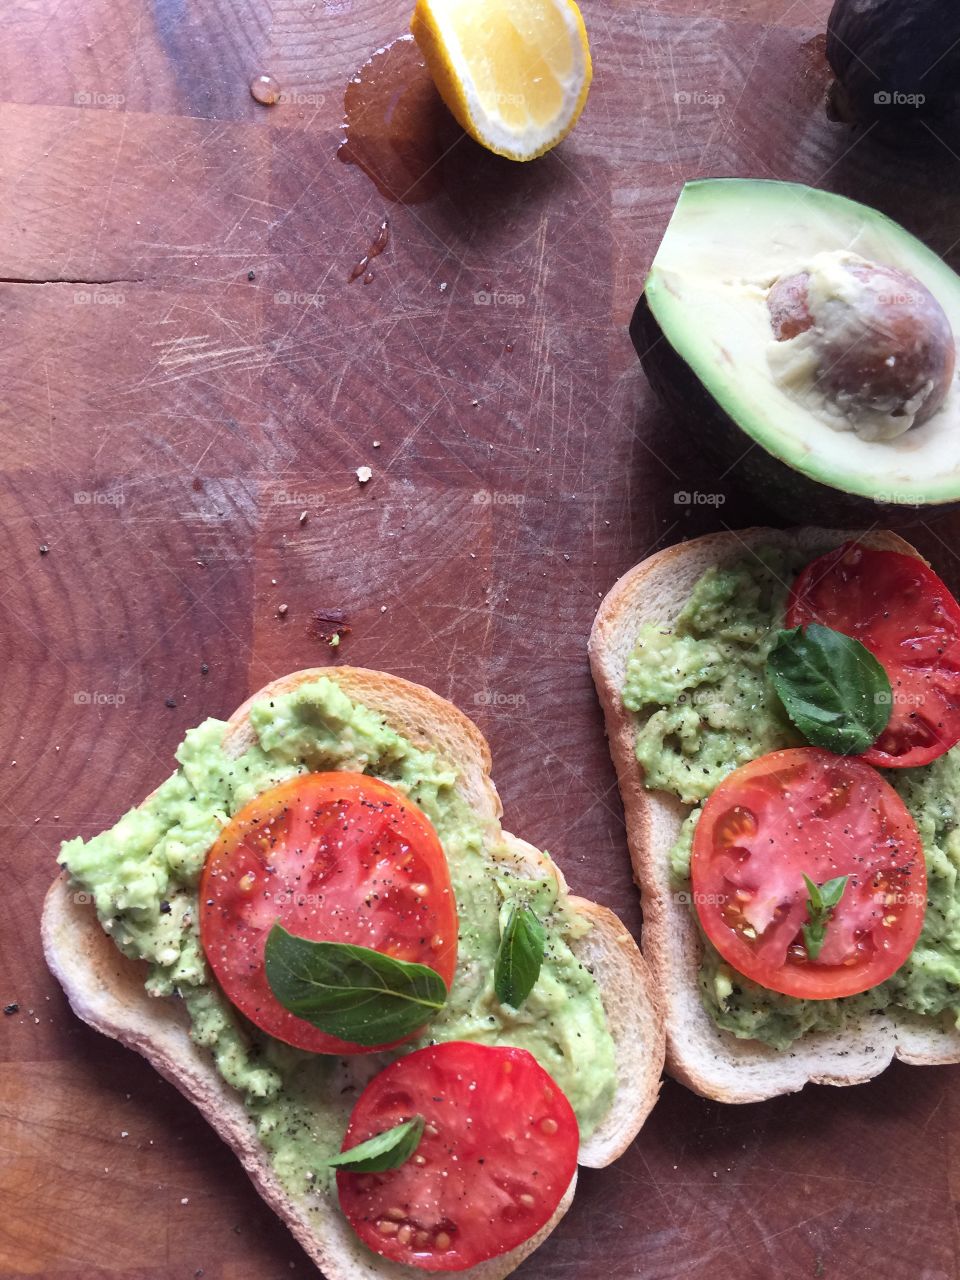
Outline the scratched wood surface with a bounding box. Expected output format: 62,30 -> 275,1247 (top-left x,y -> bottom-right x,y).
2,1 -> 960,1277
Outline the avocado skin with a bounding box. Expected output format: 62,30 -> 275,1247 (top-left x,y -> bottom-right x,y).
827,0 -> 960,139
629,292 -> 955,530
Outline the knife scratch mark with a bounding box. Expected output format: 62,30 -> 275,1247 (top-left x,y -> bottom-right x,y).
157,341 -> 260,369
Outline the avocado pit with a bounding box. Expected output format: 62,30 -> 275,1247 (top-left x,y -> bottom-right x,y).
767,252 -> 956,440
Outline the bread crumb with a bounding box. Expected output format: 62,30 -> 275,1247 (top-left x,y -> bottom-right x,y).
356,466 -> 372,484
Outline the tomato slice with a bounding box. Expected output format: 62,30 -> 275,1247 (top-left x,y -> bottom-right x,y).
199,772 -> 458,1054
336,1042 -> 579,1272
787,541 -> 960,767
691,748 -> 925,999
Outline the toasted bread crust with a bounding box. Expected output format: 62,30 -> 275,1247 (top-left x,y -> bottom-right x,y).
42,666 -> 664,1276
589,527 -> 960,1103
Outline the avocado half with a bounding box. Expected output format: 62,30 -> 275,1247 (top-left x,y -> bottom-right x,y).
631,179 -> 960,526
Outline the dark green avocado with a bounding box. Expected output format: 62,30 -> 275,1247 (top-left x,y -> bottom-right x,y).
827,0 -> 960,140
631,179 -> 960,527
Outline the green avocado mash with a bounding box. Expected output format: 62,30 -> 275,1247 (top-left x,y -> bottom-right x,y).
60,677 -> 617,1202
622,545 -> 960,1049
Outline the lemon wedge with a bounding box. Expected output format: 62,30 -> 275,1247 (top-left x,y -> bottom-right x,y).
411,0 -> 592,162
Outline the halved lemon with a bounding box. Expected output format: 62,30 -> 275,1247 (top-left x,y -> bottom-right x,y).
411,0 -> 592,162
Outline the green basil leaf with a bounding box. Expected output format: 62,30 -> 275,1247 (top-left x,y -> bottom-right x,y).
801,873 -> 848,961
326,1115 -> 425,1172
818,875 -> 849,910
264,924 -> 448,1047
494,903 -> 545,1009
767,623 -> 892,755
802,873 -> 823,914
801,920 -> 826,961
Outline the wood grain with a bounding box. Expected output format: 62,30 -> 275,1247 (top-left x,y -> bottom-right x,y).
2,0 -> 960,1276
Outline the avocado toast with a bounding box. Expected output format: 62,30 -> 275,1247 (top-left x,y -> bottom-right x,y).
590,528 -> 960,1103
43,666 -> 664,1278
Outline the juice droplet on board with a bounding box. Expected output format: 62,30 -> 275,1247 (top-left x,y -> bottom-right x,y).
337,36 -> 449,204
370,219 -> 389,255
250,74 -> 281,106
349,218 -> 390,284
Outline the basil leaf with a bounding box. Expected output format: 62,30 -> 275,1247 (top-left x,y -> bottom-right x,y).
326,1115 -> 425,1172
818,875 -> 849,910
801,873 -> 848,961
767,624 -> 892,755
802,873 -> 824,914
264,924 -> 448,1047
802,923 -> 822,959
494,903 -> 545,1009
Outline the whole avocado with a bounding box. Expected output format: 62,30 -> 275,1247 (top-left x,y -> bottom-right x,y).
827,0 -> 960,137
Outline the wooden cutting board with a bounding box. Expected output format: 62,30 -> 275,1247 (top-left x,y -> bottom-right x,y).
2,1 -> 959,1277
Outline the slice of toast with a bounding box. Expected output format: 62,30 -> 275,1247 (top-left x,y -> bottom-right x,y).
589,527 -> 960,1104
42,666 -> 664,1279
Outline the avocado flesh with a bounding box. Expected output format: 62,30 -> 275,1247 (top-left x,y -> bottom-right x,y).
638,179 -> 960,509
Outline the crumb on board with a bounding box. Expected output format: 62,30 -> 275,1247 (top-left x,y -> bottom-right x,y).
308,610 -> 350,646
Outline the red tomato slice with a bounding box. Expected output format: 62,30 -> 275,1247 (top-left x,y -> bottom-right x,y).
199,772 -> 458,1054
787,541 -> 960,767
337,1042 -> 579,1272
691,748 -> 926,999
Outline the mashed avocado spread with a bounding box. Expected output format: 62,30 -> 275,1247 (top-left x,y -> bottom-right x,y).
622,545 -> 960,1049
59,678 -> 616,1199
